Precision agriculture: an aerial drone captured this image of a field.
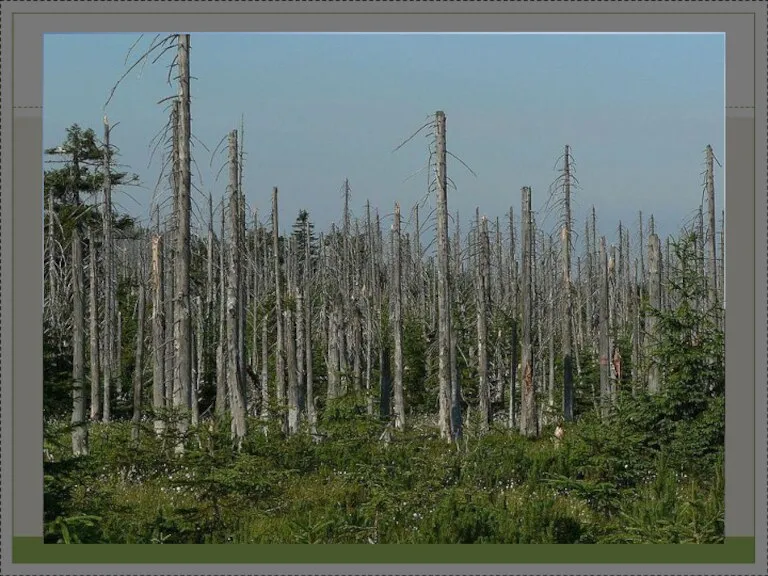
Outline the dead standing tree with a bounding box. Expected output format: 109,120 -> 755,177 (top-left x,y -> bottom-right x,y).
392,203 -> 406,431
272,187 -> 288,434
519,186 -> 538,438
173,34 -> 193,450
434,111 -> 453,442
227,130 -> 247,446
102,117 -> 115,423
71,227 -> 89,456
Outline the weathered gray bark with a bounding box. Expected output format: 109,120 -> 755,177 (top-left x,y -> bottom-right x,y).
392,203 -> 405,431
477,215 -> 491,433
598,237 -> 611,417
706,145 -> 718,315
434,111 -> 452,441
102,117 -> 114,423
519,187 -> 537,437
131,283 -> 146,442
71,227 -> 89,456
304,219 -> 317,435
164,222 -> 175,410
261,317 -> 270,423
151,234 -> 165,434
646,234 -> 662,394
272,187 -> 286,433
561,146 -> 575,422
227,131 -> 247,445
216,207 -> 228,416
173,34 -> 193,451
286,239 -> 300,435
88,229 -> 101,422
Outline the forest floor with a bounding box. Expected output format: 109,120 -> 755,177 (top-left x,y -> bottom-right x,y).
44,392 -> 724,544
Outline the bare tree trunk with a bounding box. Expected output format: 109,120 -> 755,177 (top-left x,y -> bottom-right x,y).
260,317 -> 270,424
646,234 -> 662,394
173,35 -> 193,451
285,239 -> 300,435
304,219 -> 317,435
520,187 -> 537,437
598,237 -> 611,418
88,229 -> 102,422
131,283 -> 146,442
102,118 -> 114,423
392,203 -> 405,431
71,227 -> 88,455
272,187 -> 286,433
508,208 -> 518,430
477,215 -> 491,433
435,111 -> 452,441
151,234 -> 165,434
116,311 -> 123,398
192,296 -> 203,427
706,145 -> 718,316
164,223 -> 175,410
719,210 -> 725,309
216,207 -> 228,416
227,131 -> 247,446
560,146 -> 575,422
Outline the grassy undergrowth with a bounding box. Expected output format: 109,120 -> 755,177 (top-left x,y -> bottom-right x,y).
44,392 -> 724,544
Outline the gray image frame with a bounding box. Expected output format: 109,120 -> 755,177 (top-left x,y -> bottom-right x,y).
1,1 -> 766,575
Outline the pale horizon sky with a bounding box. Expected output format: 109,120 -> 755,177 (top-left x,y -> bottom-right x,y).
43,32 -> 725,252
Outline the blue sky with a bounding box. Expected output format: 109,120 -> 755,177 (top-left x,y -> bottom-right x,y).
43,32 -> 724,248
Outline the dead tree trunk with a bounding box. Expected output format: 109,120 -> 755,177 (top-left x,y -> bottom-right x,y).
477,215 -> 491,433
164,222 -> 175,411
304,219 -> 317,435
216,207 -> 228,416
646,234 -> 662,394
88,228 -> 101,422
392,203 -> 405,431
286,239 -> 300,435
435,111 -> 453,442
151,234 -> 165,434
102,117 -> 114,423
131,283 -> 146,442
598,237 -> 611,418
71,227 -> 88,455
561,146 -> 575,422
227,131 -> 247,445
272,187 -> 286,433
174,34 -> 193,450
706,145 -> 719,316
260,317 -> 269,423
520,187 -> 537,437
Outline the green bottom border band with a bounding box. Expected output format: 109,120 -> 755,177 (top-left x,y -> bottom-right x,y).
12,537 -> 755,564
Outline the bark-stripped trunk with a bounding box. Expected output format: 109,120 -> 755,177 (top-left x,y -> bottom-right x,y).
71,227 -> 88,455
88,229 -> 102,422
519,187 -> 537,437
646,234 -> 662,394
598,237 -> 611,418
561,146 -> 574,422
102,118 -> 114,423
706,145 -> 719,316
272,187 -> 286,433
392,203 -> 405,431
477,215 -> 490,433
173,34 -> 193,451
227,131 -> 247,445
151,234 -> 165,434
435,111 -> 453,441
131,283 -> 146,442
